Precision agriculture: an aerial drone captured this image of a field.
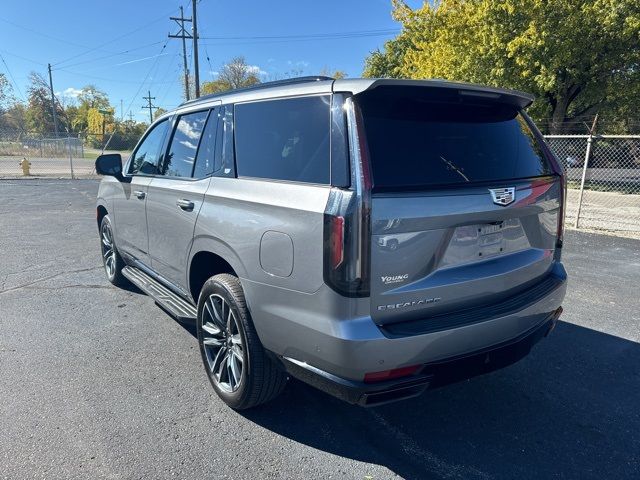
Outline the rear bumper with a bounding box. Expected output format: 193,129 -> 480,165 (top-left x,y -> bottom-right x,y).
245,262 -> 567,393
281,313 -> 559,406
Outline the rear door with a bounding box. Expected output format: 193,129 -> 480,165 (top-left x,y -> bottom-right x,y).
356,87 -> 562,326
146,106 -> 219,292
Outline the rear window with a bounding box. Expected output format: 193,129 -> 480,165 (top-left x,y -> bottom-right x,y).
357,88 -> 552,191
234,95 -> 330,184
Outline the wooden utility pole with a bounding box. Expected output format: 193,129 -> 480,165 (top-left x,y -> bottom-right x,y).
169,6 -> 193,101
142,91 -> 156,124
47,63 -> 59,137
192,0 -> 200,98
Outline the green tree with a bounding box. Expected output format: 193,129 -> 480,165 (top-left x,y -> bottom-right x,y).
70,85 -> 111,133
105,119 -> 148,151
364,0 -> 640,133
87,106 -> 115,147
201,57 -> 261,95
153,107 -> 168,120
0,73 -> 18,131
25,72 -> 66,135
0,103 -> 27,133
0,73 -> 13,112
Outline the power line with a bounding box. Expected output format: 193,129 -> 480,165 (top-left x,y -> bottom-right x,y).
103,40 -> 169,152
156,47 -> 183,105
57,41 -> 165,70
157,62 -> 182,107
0,49 -> 45,66
0,15 -> 106,51
204,45 -> 213,79
52,8 -> 179,67
0,52 -> 25,101
54,68 -> 177,85
199,28 -> 400,41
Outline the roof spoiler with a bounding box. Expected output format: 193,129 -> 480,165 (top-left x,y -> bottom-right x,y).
333,78 -> 534,109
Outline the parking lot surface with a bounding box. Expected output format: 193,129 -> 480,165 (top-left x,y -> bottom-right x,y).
1,179 -> 639,479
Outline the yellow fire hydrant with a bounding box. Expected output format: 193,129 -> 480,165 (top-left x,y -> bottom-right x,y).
19,157 -> 31,176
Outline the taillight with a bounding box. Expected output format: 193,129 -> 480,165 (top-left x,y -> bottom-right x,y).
323,198 -> 370,297
323,98 -> 371,298
329,215 -> 345,268
521,112 -> 565,249
542,144 -> 566,248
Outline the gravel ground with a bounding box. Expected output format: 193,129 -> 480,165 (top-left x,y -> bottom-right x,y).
1,179 -> 639,480
565,188 -> 640,238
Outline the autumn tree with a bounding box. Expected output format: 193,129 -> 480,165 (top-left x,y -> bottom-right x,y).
364,0 -> 640,133
153,107 -> 167,120
69,85 -> 111,133
0,73 -> 12,112
319,67 -> 348,79
201,57 -> 261,94
0,73 -> 18,131
86,105 -> 115,148
25,72 -> 67,135
0,103 -> 27,133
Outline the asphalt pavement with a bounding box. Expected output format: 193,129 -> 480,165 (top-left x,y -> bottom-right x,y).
1,179 -> 639,480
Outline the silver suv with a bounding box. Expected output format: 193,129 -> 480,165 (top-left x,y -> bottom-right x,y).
95,77 -> 567,409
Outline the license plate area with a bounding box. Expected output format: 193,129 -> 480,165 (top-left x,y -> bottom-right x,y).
478,222 -> 504,257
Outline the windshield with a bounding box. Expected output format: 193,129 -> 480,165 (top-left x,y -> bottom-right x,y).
357,87 -> 553,191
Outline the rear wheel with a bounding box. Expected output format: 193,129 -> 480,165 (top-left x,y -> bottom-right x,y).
99,215 -> 128,287
196,274 -> 287,409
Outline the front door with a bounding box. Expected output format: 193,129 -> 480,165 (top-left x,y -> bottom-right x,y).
146,107 -> 219,292
113,118 -> 170,266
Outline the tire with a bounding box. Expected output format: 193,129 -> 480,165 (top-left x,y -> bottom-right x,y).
196,274 -> 288,409
99,215 -> 128,287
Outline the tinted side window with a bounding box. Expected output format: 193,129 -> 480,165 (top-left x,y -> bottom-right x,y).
192,108 -> 219,178
234,96 -> 330,184
215,105 -> 236,177
129,119 -> 169,175
162,110 -> 209,177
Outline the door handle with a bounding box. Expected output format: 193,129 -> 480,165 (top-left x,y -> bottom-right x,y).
176,198 -> 195,211
133,190 -> 146,200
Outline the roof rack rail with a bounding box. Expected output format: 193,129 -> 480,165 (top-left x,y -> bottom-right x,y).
179,76 -> 335,107
179,75 -> 335,107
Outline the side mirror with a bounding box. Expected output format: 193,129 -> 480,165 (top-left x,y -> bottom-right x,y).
95,153 -> 123,179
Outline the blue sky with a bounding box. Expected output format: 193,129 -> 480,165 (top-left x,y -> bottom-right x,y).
0,0 -> 421,122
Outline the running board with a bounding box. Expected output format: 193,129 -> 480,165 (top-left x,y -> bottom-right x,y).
122,266 -> 197,322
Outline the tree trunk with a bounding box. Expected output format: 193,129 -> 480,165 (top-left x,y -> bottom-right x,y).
549,95 -> 570,134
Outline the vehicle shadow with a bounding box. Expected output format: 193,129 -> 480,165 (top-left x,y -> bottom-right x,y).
238,321 -> 640,479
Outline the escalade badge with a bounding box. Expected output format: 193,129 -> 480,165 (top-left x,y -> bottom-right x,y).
489,187 -> 516,206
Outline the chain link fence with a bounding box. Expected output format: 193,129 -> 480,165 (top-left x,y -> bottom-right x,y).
545,135 -> 640,236
2,128 -> 639,237
0,130 -> 130,178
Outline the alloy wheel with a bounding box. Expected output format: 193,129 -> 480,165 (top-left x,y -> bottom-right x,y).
201,294 -> 244,393
101,222 -> 116,279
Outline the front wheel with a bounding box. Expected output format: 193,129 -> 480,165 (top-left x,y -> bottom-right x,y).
99,215 -> 128,287
196,274 -> 287,409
